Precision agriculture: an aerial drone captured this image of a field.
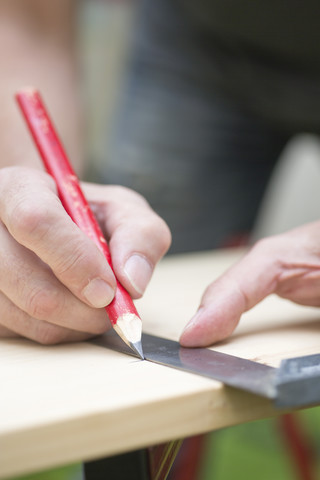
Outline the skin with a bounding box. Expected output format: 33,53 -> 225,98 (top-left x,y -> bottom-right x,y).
0,0 -> 80,170
0,1 -> 171,343
180,222 -> 320,347
0,167 -> 170,343
1,2 -> 319,347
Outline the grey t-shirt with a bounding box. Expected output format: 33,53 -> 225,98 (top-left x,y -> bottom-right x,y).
178,0 -> 320,131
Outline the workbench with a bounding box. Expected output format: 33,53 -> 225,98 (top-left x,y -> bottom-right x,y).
1,248 -> 320,479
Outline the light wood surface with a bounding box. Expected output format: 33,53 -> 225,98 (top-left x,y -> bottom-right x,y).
1,248 -> 320,479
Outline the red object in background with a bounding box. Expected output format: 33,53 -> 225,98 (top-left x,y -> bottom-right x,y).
148,440 -> 183,480
167,435 -> 207,480
279,414 -> 316,480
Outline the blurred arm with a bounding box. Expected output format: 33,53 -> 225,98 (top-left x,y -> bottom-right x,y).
0,0 -> 82,171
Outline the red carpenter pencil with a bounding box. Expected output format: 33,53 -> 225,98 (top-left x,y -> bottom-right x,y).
16,87 -> 144,359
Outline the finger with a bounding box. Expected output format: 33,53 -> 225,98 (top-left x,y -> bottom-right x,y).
277,273 -> 320,306
0,292 -> 94,344
180,239 -> 280,347
83,183 -> 172,298
0,167 -> 116,308
0,220 -> 110,334
0,324 -> 17,338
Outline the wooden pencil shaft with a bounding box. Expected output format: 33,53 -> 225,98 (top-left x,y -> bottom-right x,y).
16,88 -> 140,327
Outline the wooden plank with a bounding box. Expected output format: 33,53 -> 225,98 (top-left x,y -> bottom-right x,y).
1,248 -> 319,478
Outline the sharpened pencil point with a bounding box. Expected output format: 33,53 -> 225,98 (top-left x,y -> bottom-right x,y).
113,313 -> 143,358
130,341 -> 144,360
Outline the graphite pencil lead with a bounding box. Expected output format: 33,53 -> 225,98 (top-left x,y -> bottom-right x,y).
130,340 -> 145,360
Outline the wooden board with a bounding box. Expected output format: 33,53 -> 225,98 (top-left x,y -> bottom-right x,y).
1,248 -> 320,479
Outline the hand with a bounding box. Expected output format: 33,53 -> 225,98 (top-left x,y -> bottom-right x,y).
180,222 -> 320,347
0,167 -> 171,344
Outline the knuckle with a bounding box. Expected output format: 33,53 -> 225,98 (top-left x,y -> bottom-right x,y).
35,323 -> 66,345
250,237 -> 271,257
110,185 -> 149,205
26,286 -> 62,320
253,235 -> 280,253
252,237 -> 267,252
10,201 -> 51,243
139,215 -> 171,255
54,242 -> 94,278
1,167 -> 58,239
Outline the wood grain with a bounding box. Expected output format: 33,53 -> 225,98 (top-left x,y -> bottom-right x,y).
1,248 -> 320,478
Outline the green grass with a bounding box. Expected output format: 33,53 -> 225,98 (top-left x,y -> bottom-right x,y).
7,465 -> 82,480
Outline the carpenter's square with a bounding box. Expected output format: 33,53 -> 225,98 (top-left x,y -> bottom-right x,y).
92,332 -> 320,409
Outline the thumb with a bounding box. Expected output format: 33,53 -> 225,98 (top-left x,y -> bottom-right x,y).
180,240 -> 280,347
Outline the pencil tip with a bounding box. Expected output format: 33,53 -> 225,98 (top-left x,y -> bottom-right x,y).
130,341 -> 145,360
113,314 -> 144,359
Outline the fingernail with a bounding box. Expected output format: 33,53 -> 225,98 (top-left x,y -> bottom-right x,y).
182,307 -> 204,334
82,278 -> 115,308
124,254 -> 153,295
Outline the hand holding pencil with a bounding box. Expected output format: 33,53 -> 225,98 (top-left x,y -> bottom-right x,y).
0,88 -> 171,348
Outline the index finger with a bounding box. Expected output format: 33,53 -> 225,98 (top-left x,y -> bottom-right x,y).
83,183 -> 172,298
180,238 -> 280,347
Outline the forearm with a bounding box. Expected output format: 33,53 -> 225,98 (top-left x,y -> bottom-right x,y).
0,0 -> 82,173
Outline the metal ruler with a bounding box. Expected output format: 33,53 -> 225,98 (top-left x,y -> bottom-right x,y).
92,332 -> 320,409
